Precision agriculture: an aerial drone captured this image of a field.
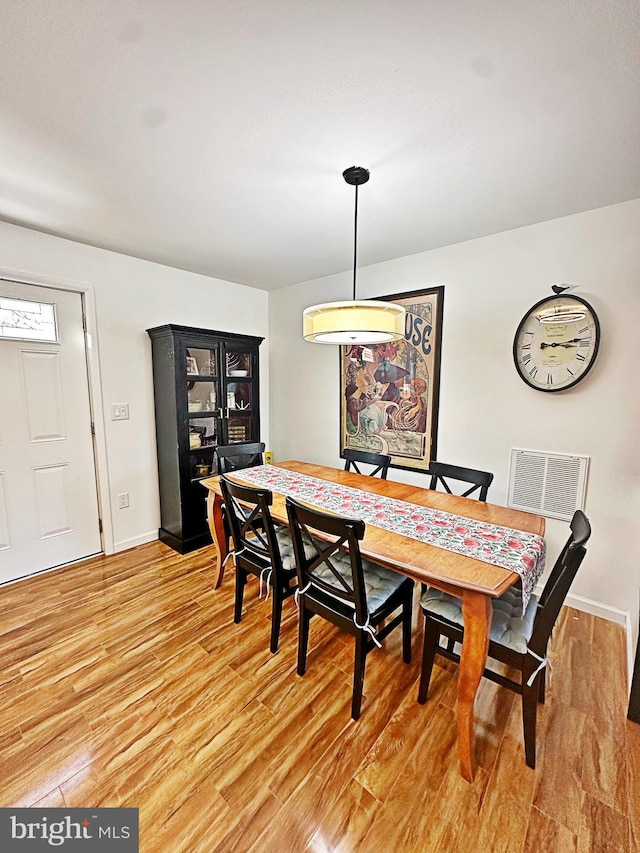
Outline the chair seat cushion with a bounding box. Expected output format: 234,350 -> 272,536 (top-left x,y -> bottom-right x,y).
420,586 -> 538,654
276,527 -> 312,574
276,528 -> 406,613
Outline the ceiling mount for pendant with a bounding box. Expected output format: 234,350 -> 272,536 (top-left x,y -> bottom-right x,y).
303,165 -> 406,345
342,165 -> 370,186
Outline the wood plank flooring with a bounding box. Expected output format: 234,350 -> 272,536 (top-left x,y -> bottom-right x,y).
0,541 -> 636,852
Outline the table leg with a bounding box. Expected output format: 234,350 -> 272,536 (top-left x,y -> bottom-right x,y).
457,590 -> 492,782
206,491 -> 228,589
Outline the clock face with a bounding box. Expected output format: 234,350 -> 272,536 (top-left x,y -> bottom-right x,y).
513,294 -> 600,392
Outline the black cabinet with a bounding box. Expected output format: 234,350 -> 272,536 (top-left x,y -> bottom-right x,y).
147,324 -> 264,553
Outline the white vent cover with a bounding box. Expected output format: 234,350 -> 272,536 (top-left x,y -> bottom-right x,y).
508,449 -> 589,521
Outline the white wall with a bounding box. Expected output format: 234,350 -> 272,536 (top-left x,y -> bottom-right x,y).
3,201 -> 638,661
269,200 -> 640,641
0,220 -> 269,551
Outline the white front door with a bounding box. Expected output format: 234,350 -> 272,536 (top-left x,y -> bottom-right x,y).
0,280 -> 101,584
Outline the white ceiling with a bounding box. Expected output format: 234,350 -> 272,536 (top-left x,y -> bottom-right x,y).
1,1 -> 639,291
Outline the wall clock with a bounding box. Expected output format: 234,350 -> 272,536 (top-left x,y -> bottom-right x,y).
513,291 -> 600,392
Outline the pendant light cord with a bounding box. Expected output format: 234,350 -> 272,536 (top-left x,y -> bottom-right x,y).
352,183 -> 359,301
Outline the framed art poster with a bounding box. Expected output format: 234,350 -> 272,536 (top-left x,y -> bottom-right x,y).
340,286 -> 444,473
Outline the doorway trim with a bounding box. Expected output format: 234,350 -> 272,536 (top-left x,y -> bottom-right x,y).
0,266 -> 114,556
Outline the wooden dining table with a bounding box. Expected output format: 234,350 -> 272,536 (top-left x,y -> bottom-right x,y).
201,460 -> 545,782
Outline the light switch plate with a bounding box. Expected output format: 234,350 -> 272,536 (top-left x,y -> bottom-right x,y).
111,404 -> 130,421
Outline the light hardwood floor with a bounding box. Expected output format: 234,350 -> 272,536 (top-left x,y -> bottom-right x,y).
0,541 -> 637,852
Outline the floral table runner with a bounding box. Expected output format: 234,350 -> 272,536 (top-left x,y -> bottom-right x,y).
232,465 -> 546,607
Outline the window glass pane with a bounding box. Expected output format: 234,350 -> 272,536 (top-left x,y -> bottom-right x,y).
225,381 -> 252,411
0,297 -> 58,342
227,415 -> 251,442
186,348 -> 217,377
188,382 -> 217,412
226,351 -> 251,377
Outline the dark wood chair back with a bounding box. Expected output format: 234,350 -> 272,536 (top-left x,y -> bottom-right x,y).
220,474 -> 296,653
286,496 -> 414,719
343,448 -> 391,479
220,475 -> 280,570
528,509 -> 591,658
286,496 -> 369,626
418,509 -> 591,768
427,460 -> 494,500
216,441 -> 265,474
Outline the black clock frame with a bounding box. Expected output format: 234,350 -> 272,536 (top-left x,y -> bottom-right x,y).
512,293 -> 601,393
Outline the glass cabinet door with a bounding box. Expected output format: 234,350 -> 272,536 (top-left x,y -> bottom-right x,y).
222,345 -> 257,444
185,345 -> 221,480
184,345 -> 221,414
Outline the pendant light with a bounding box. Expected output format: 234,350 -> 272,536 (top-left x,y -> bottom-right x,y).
303,166 -> 406,344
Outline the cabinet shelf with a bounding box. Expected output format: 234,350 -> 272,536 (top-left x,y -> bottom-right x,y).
187,408 -> 253,418
147,324 -> 263,553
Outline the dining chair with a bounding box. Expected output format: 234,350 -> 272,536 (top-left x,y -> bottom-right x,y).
343,448 -> 391,479
426,460 -> 494,500
286,496 -> 414,720
422,462 -> 496,629
216,441 -> 265,474
417,509 -> 591,768
215,442 -> 266,550
220,474 -> 297,653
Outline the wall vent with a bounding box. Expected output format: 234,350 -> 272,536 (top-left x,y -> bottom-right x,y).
507,448 -> 589,521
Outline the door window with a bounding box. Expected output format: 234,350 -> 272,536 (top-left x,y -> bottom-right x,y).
0,296 -> 58,342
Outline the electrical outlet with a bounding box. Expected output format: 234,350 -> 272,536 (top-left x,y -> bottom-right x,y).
111,404 -> 130,421
117,492 -> 129,509
265,451 -> 273,464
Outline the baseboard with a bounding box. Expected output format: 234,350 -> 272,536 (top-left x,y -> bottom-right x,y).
113,530 -> 158,552
563,591 -> 628,627
538,585 -> 634,697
